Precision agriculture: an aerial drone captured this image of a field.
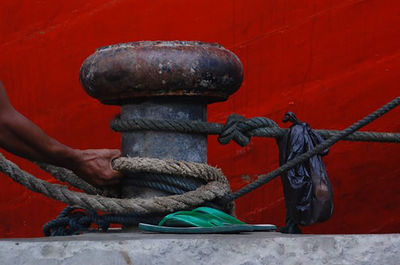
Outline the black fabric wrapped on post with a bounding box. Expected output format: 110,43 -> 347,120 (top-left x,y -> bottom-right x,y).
277,112 -> 334,229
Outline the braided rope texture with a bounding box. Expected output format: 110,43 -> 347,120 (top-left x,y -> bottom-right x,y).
228,96 -> 400,200
0,154 -> 230,215
111,115 -> 400,146
42,206 -> 157,236
124,173 -> 205,193
36,163 -> 104,195
0,97 -> 397,221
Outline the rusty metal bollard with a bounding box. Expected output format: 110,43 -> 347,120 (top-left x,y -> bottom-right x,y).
79,41 -> 243,203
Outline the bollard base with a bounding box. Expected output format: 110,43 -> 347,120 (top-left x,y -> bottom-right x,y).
1,232 -> 399,265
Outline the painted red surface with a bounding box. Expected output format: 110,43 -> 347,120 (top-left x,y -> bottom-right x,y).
0,0 -> 399,238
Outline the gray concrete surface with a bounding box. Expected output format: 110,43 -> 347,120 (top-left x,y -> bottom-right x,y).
0,232 -> 399,265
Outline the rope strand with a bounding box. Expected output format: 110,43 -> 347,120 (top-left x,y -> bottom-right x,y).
0,97 -> 397,236
227,97 -> 400,201
111,115 -> 400,144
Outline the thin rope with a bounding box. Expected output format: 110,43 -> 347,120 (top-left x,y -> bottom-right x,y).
0,97 -> 397,233
42,206 -> 158,236
226,97 -> 400,201
111,115 -> 400,145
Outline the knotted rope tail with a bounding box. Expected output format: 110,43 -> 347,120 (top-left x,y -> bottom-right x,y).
226,97 -> 400,201
42,206 -> 157,236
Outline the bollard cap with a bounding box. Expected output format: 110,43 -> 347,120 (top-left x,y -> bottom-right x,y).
80,41 -> 243,105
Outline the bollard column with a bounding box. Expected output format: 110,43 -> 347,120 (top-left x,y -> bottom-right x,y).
79,41 -> 243,202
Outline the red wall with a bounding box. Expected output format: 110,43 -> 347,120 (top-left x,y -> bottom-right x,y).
0,0 -> 399,238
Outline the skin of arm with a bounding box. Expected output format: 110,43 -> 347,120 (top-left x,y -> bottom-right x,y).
0,81 -> 121,187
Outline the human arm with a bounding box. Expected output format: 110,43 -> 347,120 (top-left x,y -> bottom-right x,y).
0,81 -> 121,186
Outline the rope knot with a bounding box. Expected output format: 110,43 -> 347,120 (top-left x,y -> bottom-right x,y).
218,114 -> 279,146
43,206 -> 110,236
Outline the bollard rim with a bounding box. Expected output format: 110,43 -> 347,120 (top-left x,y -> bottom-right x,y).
80,41 -> 244,105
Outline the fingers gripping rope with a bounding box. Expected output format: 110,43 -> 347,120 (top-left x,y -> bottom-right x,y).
0,154 -> 231,215
0,97 -> 398,234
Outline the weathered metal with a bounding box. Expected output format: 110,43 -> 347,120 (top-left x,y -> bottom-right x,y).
80,41 -> 243,105
119,100 -> 207,199
80,41 -> 243,203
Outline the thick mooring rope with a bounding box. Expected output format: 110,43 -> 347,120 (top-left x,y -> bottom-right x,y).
0,97 -> 398,222
36,163 -> 105,195
0,155 -> 230,214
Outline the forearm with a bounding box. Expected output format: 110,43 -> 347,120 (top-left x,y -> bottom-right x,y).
0,108 -> 83,170
0,82 -> 121,186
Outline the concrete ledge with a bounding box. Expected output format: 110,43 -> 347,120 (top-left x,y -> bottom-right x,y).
0,232 -> 399,265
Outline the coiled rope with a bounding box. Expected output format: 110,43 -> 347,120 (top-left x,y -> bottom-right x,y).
0,156 -> 230,214
0,97 -> 398,235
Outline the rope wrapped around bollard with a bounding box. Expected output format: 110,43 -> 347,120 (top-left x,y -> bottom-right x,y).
0,155 -> 230,214
0,97 -> 398,235
111,113 -> 400,145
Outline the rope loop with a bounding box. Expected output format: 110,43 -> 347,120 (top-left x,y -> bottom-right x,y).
42,206 -> 160,236
0,153 -> 231,215
0,97 -> 398,236
218,114 -> 279,146
42,206 -> 98,236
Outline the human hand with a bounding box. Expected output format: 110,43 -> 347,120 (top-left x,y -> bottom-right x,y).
72,149 -> 122,187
